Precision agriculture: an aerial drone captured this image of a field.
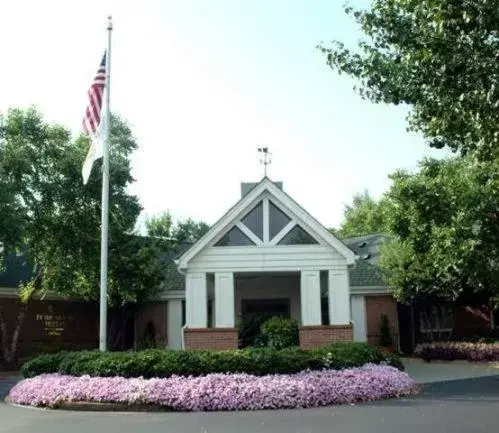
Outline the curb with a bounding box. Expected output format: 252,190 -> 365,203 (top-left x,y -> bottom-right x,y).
4,397 -> 171,412
4,388 -> 421,413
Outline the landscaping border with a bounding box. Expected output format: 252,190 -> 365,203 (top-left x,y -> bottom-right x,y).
7,364 -> 417,412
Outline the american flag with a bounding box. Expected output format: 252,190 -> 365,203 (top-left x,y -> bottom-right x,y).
82,52 -> 107,184
83,52 -> 107,137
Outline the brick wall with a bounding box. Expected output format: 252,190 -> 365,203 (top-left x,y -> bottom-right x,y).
299,325 -> 353,349
454,304 -> 491,335
0,298 -> 98,363
184,328 -> 239,350
365,295 -> 399,347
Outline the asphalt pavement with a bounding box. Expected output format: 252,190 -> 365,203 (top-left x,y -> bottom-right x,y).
1,375 -> 498,433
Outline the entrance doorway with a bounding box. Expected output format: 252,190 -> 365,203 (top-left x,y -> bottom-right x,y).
239,298 -> 291,347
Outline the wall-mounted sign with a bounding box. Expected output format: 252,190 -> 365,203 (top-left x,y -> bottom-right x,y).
36,305 -> 74,337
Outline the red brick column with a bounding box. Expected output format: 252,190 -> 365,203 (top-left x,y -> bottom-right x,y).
184,328 -> 239,350
299,325 -> 353,349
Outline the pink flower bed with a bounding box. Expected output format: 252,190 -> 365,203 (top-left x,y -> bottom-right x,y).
8,364 -> 416,411
415,341 -> 499,362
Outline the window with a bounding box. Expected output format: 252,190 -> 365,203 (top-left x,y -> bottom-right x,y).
215,226 -> 255,246
321,297 -> 329,326
420,305 -> 454,333
213,198 -> 320,247
277,225 -> 318,245
241,201 -> 263,240
269,200 -> 291,239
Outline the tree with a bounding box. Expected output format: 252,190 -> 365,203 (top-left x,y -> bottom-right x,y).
319,0 -> 499,160
146,212 -> 173,242
336,189 -> 392,237
0,107 -> 164,364
0,126 -> 24,260
378,156 -> 499,304
172,218 -> 210,246
145,212 -> 209,251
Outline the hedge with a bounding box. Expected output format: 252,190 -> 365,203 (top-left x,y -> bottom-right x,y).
414,341 -> 499,362
21,342 -> 404,378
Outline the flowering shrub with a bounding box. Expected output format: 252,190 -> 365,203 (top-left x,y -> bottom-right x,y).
8,364 -> 416,411
414,341 -> 499,362
21,343 -> 404,378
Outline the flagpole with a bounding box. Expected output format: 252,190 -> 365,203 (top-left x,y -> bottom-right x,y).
99,15 -> 112,352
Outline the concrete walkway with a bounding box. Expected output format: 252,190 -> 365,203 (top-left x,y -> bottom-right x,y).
403,357 -> 499,384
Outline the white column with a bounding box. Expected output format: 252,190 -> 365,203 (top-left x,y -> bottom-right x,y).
300,270 -> 322,326
329,267 -> 350,325
350,295 -> 367,342
167,299 -> 183,349
185,272 -> 207,328
215,272 -> 235,327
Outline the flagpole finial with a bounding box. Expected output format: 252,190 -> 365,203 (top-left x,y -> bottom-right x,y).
107,15 -> 113,31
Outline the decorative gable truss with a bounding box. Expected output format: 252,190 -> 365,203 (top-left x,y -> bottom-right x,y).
214,197 -> 319,247
176,178 -> 356,269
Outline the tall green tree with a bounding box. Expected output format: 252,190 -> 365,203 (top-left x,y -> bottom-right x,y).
319,0 -> 499,160
336,189 -> 392,238
0,107 -> 164,364
378,156 -> 499,304
172,218 -> 210,245
145,212 -> 209,251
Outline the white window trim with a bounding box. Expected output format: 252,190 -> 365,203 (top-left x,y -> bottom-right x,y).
236,221 -> 264,246
262,197 -> 270,244
269,220 -> 297,245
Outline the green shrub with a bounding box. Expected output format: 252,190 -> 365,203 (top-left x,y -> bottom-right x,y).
19,351 -> 70,377
312,341 -> 404,371
379,314 -> 393,347
20,342 -> 404,378
238,312 -> 276,348
260,316 -> 299,350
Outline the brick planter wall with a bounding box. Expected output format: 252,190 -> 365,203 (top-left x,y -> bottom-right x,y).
299,325 -> 353,349
184,328 -> 239,350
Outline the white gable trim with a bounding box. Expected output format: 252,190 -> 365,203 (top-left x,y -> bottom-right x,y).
177,177 -> 356,269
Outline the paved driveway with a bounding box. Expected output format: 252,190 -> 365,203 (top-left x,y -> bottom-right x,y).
1,374 -> 499,433
403,358 -> 499,383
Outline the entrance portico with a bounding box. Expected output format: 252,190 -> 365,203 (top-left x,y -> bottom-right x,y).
176,178 -> 356,350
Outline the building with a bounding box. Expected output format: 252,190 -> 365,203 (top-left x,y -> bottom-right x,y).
136,178 -> 403,351
2,178 -> 497,362
136,178 -> 497,351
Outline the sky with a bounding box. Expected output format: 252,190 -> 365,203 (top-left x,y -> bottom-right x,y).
0,0 -> 449,230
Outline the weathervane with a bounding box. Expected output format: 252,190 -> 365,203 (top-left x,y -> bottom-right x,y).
258,147 -> 272,177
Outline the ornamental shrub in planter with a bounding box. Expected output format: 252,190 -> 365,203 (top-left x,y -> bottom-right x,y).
21,342 -> 404,378
414,341 -> 499,362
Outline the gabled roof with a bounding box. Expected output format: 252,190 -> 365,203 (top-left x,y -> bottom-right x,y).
343,233 -> 389,287
176,177 -> 356,269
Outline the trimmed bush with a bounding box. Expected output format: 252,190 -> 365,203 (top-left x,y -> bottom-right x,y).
9,365 -> 416,410
260,317 -> 299,350
379,314 -> 393,347
21,342 -> 404,379
415,341 -> 499,362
